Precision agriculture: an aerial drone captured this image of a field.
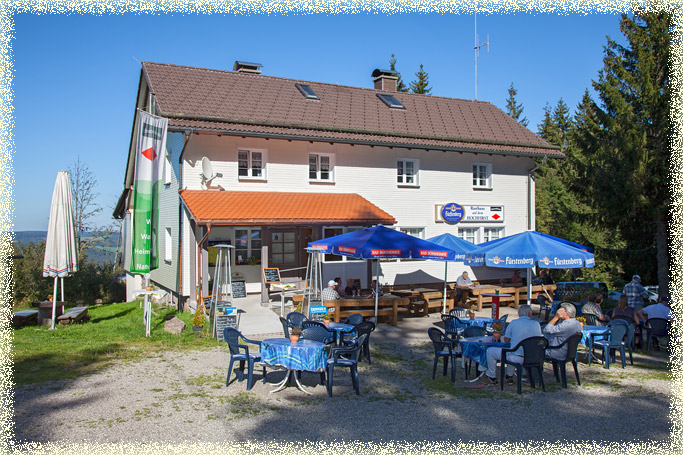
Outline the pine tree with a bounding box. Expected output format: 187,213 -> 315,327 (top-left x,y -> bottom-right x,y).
505,83 -> 528,126
389,54 -> 408,92
570,11 -> 671,294
409,64 -> 431,95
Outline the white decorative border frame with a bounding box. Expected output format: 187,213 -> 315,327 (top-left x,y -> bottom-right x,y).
0,0 -> 679,453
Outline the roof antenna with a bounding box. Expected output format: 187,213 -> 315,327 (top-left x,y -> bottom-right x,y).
474,11 -> 490,101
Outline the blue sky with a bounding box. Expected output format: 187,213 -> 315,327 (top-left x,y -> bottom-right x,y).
11,11 -> 624,231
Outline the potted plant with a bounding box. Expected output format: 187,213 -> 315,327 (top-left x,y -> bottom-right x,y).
467,305 -> 477,320
323,311 -> 333,326
290,326 -> 302,343
490,322 -> 503,341
576,316 -> 586,328
192,307 -> 206,333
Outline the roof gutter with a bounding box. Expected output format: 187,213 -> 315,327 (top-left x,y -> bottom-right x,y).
196,224 -> 212,311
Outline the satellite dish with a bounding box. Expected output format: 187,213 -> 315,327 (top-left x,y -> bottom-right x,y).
201,157 -> 216,181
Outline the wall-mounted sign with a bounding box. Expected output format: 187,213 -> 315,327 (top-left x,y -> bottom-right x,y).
440,203 -> 465,224
435,204 -> 504,223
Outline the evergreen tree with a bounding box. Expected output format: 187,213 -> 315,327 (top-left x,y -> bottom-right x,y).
570,11 -> 671,294
505,83 -> 528,126
553,98 -> 571,149
409,64 -> 432,95
389,54 -> 408,92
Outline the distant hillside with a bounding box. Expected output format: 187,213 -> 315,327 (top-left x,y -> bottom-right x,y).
13,230 -> 120,265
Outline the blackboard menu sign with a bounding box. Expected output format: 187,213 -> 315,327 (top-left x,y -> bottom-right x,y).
309,305 -> 328,322
232,281 -> 247,299
214,302 -> 238,342
263,267 -> 281,284
202,295 -> 215,311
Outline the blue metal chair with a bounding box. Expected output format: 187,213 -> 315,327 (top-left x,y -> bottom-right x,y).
501,336 -> 548,394
223,327 -> 266,390
428,327 -> 459,383
592,323 -> 629,369
545,332 -> 582,388
326,334 -> 367,396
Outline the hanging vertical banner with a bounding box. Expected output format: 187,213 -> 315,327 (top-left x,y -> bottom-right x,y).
131,110 -> 168,273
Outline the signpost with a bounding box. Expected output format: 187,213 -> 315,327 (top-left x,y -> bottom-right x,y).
309,305 -> 328,323
214,302 -> 238,342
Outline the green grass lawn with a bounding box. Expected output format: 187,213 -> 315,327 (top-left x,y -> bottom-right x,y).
12,301 -> 222,388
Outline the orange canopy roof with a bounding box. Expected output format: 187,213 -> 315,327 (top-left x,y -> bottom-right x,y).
180,190 -> 396,226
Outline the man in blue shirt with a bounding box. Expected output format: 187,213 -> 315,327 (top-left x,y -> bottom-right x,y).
455,271 -> 474,306
543,303 -> 582,360
485,304 -> 542,384
623,275 -> 648,309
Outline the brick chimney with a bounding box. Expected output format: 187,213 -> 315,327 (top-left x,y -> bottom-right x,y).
233,61 -> 263,74
372,69 -> 398,92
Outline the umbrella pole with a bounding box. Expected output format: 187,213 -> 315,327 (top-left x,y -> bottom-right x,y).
526,268 -> 532,305
443,262 -> 448,314
51,277 -> 58,330
61,276 -> 64,313
374,259 -> 379,321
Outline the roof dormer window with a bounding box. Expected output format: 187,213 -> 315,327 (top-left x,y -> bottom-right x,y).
296,83 -> 319,100
377,93 -> 405,109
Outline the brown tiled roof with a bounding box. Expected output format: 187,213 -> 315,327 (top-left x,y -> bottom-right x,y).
142,62 -> 562,158
180,190 -> 396,226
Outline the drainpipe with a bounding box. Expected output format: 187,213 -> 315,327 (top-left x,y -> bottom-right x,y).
526,155 -> 547,304
176,131 -> 192,310
197,223 -> 212,311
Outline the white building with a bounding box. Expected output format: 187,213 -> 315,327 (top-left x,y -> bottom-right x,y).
114,62 -> 562,310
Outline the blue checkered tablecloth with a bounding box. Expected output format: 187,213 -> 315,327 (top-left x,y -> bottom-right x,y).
460,336 -> 510,369
260,338 -> 328,372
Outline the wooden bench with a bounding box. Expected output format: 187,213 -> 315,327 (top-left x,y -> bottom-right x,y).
57,306 -> 89,325
422,291 -> 454,314
324,296 -> 410,326
12,310 -> 38,328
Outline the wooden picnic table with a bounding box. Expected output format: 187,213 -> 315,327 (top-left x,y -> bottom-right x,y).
324,295 -> 410,326
12,310 -> 38,328
463,284 -> 557,311
57,306 -> 90,325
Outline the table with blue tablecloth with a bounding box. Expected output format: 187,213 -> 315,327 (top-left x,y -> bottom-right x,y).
580,324 -> 609,347
326,322 -> 355,344
460,336 -> 510,380
461,317 -> 494,328
260,338 -> 328,394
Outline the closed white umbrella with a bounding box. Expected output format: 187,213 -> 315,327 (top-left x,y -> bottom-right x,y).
42,171 -> 78,329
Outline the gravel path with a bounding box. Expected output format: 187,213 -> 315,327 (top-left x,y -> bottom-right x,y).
13,315 -> 672,444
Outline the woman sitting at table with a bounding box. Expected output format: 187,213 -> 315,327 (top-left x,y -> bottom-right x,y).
582,294 -> 610,326
613,294 -> 646,346
333,277 -> 345,297
344,278 -> 358,297
509,270 -> 524,286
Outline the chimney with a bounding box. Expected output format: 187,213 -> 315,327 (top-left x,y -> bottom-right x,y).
233,61 -> 263,74
372,69 -> 398,92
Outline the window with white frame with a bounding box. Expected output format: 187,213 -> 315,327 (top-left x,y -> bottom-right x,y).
472,163 -> 492,189
235,228 -> 261,265
483,227 -> 504,243
458,227 -> 478,244
165,228 -> 172,262
399,227 -> 425,238
238,149 -> 267,179
397,158 -> 419,186
322,226 -> 363,262
309,153 -> 334,182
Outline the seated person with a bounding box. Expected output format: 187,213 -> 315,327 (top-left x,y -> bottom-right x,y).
539,269 -> 554,285
344,278 -> 357,297
322,280 -> 340,301
510,269 -> 524,286
484,304 -> 542,384
455,271 -> 474,306
642,295 -> 671,320
370,279 -> 383,297
582,294 -> 610,326
613,295 -> 644,323
543,303 -> 582,360
333,277 -> 345,297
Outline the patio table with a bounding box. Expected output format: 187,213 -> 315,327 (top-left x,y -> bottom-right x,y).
260,338 -> 327,395
581,324 -> 609,347
326,322 -> 355,344
459,335 -> 510,382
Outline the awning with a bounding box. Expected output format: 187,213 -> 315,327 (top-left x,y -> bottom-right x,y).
179,190 -> 396,226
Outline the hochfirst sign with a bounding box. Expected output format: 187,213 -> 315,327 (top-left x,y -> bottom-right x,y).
435,204 -> 504,223
440,203 -> 464,224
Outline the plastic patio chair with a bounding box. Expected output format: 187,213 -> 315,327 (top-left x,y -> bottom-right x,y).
428,327 -> 460,383
223,327 -> 267,391
301,322 -> 334,385
487,314 -> 508,334
286,311 -> 308,329
545,332 -> 582,388
537,294 -> 552,322
279,317 -> 290,338
341,320 -> 375,364
449,308 -> 467,319
500,336 -> 549,394
583,313 -> 599,326
645,318 -> 669,352
592,323 -> 629,369
343,313 -> 364,326
326,334 -> 367,397
441,313 -> 465,340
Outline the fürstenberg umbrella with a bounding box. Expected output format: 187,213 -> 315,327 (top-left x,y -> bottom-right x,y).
426,233 -> 479,313
464,230 -> 595,305
309,225 -> 456,319
42,171 -> 78,329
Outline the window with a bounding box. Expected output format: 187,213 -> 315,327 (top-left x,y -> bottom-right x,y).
472,163 -> 492,189
399,227 -> 424,239
458,227 -> 478,244
271,231 -> 296,265
309,153 -> 335,182
238,149 -> 267,179
296,83 -> 319,100
483,227 -> 503,243
377,93 -> 405,109
397,159 -> 419,186
322,227 -> 363,262
235,228 -> 261,265
165,228 -> 172,263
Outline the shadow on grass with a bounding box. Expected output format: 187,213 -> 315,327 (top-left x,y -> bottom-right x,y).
90,308 -> 136,324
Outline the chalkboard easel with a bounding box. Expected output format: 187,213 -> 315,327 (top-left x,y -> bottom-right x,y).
263,267 -> 281,284
213,301 -> 238,342
232,281 -> 247,299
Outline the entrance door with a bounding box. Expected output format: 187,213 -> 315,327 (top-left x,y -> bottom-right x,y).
269,230 -> 297,275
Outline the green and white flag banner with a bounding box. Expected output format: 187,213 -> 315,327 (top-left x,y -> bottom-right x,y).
131,110 -> 168,273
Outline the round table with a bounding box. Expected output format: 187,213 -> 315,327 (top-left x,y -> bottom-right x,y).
459,335 -> 511,382
326,322 -> 355,344
260,338 -> 328,394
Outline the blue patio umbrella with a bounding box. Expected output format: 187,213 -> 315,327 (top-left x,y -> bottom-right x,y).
426,233 -> 480,312
464,230 -> 595,304
308,225 -> 457,318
